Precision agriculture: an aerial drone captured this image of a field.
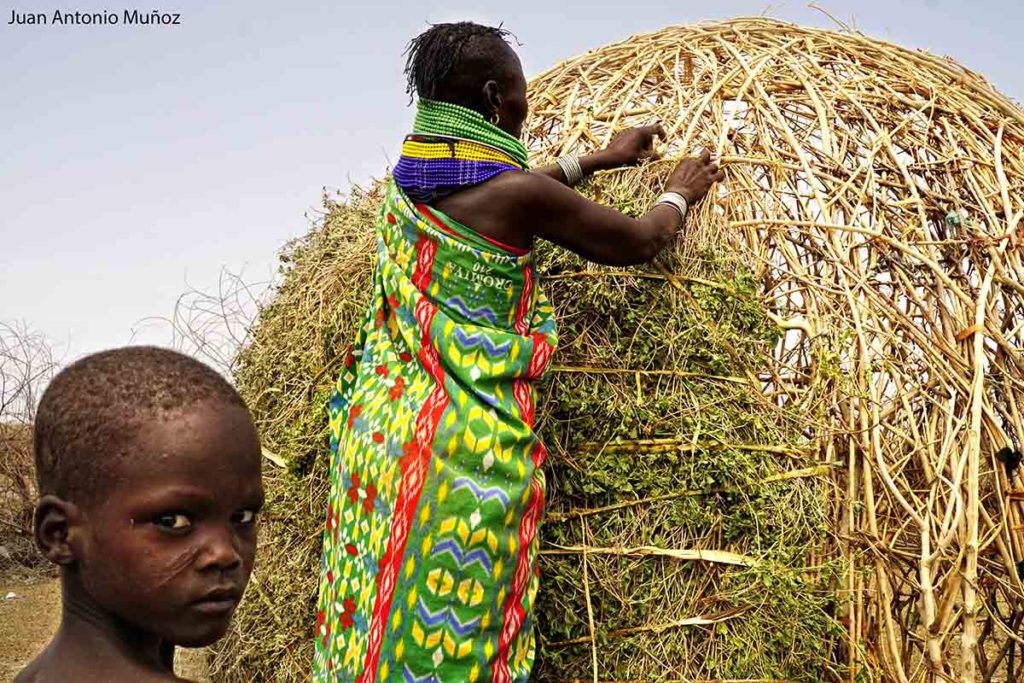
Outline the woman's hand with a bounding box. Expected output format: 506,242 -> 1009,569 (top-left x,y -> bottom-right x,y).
534,123 -> 667,183
464,144 -> 727,266
599,124 -> 665,168
665,150 -> 724,204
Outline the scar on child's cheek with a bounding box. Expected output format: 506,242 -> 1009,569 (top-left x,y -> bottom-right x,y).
153,545 -> 201,588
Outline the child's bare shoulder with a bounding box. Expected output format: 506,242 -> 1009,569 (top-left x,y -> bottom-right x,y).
137,670 -> 192,682
11,671 -> 35,682
13,655 -> 189,682
14,669 -> 188,682
13,649 -> 48,682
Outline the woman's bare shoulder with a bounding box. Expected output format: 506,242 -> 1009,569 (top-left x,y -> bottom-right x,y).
473,169 -> 570,218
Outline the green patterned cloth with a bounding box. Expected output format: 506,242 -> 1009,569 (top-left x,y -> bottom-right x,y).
312,164 -> 558,680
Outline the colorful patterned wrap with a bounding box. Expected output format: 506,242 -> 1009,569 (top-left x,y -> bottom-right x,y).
312,177 -> 558,682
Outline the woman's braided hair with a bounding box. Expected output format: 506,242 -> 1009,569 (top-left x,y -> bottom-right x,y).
403,22 -> 516,106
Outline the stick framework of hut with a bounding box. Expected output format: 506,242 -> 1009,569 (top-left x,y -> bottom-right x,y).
212,18 -> 1024,683
525,17 -> 1024,682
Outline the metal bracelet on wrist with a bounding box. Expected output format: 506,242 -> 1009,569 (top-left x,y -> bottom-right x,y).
556,153 -> 584,187
655,191 -> 689,227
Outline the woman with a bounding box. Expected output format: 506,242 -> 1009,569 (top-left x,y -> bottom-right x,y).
314,22 -> 722,683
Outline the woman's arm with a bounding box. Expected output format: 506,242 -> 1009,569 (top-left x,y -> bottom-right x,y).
533,125 -> 664,185
505,151 -> 723,266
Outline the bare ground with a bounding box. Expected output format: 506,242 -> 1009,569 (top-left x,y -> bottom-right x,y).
0,579 -> 60,682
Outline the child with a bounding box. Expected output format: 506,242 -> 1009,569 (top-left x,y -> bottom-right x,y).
15,347 -> 264,682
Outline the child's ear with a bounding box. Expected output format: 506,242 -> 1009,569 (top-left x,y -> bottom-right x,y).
34,495 -> 81,565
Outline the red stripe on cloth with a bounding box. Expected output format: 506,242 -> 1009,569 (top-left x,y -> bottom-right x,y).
527,333 -> 555,381
492,474 -> 545,683
513,263 -> 534,336
495,312 -> 550,679
358,297 -> 448,683
513,380 -> 533,427
416,203 -> 530,257
411,234 -> 438,292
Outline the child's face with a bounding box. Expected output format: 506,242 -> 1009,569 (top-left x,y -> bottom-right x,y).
72,400 -> 263,647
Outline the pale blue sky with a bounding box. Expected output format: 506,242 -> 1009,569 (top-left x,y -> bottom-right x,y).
2,0 -> 1023,366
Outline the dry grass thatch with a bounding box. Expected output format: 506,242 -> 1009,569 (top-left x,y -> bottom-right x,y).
209,186 -> 379,680
215,17 -> 1024,683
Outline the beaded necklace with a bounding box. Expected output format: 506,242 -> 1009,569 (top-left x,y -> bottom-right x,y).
393,99 -> 530,203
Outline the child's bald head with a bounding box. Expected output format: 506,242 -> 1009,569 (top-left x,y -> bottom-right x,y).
34,346 -> 247,503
